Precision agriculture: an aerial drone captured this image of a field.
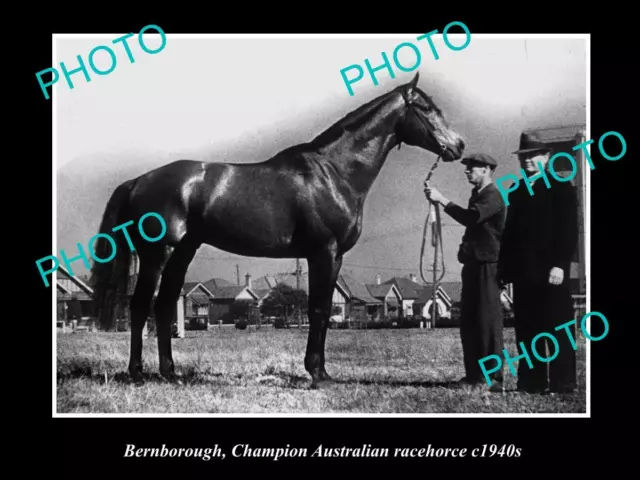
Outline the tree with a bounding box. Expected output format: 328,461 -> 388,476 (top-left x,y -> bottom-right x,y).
260,283 -> 308,323
230,300 -> 256,320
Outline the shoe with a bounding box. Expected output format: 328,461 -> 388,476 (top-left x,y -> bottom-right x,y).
488,382 -> 505,393
517,384 -> 548,395
476,380 -> 504,393
550,385 -> 575,394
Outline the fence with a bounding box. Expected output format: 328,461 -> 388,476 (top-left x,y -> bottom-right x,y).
56,318 -> 97,333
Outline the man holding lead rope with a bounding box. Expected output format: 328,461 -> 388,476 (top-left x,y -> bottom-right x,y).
425,153 -> 507,392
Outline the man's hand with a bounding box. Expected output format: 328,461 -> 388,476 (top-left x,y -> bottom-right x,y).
549,267 -> 564,285
424,181 -> 449,205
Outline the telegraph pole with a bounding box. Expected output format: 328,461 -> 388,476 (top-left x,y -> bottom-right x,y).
236,264 -> 240,286
427,267 -> 438,329
296,259 -> 301,328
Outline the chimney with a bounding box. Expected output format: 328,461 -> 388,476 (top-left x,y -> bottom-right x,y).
410,273 -> 416,283
376,274 -> 381,285
245,273 -> 252,289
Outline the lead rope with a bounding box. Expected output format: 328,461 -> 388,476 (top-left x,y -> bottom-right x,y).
420,148 -> 447,328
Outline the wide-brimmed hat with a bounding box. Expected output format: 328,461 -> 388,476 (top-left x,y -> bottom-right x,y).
512,131 -> 552,155
461,153 -> 498,168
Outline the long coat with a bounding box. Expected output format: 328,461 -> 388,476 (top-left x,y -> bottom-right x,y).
497,176 -> 579,287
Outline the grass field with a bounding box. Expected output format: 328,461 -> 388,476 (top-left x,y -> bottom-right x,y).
56,326 -> 587,414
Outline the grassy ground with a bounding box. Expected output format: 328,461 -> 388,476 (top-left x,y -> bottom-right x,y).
56,326 -> 587,414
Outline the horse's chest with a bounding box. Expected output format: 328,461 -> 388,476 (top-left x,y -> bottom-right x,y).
336,209 -> 363,249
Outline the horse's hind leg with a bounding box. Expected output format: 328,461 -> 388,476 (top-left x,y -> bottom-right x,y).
154,236 -> 200,382
128,247 -> 166,384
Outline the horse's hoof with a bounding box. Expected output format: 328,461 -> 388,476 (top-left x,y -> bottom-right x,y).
161,372 -> 183,385
319,371 -> 332,382
130,373 -> 145,386
310,377 -> 333,390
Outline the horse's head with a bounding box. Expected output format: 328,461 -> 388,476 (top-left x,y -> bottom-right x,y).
395,72 -> 465,162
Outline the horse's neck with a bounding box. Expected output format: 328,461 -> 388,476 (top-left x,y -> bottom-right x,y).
316,92 -> 404,197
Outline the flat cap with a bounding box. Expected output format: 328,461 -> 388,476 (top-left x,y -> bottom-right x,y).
461,153 -> 498,168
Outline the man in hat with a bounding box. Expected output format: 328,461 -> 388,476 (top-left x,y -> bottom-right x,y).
424,153 -> 507,392
497,133 -> 579,394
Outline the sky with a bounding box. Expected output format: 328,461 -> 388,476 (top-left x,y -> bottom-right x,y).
54,34 -> 587,286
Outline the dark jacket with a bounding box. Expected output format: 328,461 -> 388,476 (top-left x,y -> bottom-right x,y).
444,182 -> 507,265
497,177 -> 579,286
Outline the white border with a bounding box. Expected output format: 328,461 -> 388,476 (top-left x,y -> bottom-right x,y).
52,33 -> 591,418
585,33 -> 591,419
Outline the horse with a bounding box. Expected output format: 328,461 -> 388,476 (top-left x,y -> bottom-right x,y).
90,71 -> 465,388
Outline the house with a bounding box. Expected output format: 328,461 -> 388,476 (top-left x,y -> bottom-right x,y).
56,265 -> 94,323
252,269 -> 309,294
182,282 -> 215,317
501,290 -> 513,309
203,274 -> 260,324
381,274 -> 424,317
364,280 -> 403,318
200,277 -> 235,290
413,280 -> 514,327
181,282 -> 215,330
411,281 -> 466,320
331,279 -> 351,320
251,268 -> 309,323
253,289 -> 273,307
252,274 -> 295,307
330,274 -> 404,321
413,285 -> 452,320
436,281 -> 463,302
333,273 -> 383,321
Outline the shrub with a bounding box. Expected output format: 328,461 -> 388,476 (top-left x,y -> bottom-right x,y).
273,317 -> 290,329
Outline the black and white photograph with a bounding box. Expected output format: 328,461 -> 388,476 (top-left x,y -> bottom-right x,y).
53,32 -> 589,415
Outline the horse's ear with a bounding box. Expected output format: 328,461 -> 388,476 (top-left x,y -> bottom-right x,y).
408,71 -> 419,91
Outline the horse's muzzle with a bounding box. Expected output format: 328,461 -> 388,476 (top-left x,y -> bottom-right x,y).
441,138 -> 465,162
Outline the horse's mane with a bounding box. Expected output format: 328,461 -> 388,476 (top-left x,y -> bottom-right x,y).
307,82 -> 444,150
309,87 -> 403,148
415,88 -> 443,116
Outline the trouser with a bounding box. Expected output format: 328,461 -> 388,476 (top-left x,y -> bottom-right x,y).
460,262 -> 504,383
511,279 -> 576,391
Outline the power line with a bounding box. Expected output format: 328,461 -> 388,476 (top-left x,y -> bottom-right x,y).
194,253 -> 462,274
191,227 -> 465,275
194,228 -> 462,264
359,223 -> 464,240
341,262 -> 457,273
192,254 -> 458,273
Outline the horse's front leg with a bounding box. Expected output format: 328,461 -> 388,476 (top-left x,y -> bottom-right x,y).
319,255 -> 342,381
304,246 -> 342,389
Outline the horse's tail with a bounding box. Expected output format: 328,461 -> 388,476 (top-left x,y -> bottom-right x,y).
91,179 -> 136,331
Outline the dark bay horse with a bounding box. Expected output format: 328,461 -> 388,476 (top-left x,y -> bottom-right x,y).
91,72 -> 465,388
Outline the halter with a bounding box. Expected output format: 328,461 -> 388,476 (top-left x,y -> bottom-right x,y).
400,89 -> 448,327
